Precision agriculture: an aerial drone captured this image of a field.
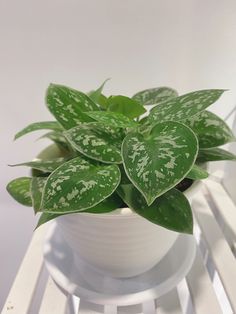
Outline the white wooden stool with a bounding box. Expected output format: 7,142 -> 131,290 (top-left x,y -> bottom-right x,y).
2,172 -> 236,314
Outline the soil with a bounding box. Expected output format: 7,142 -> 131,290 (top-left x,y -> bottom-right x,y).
175,178 -> 194,192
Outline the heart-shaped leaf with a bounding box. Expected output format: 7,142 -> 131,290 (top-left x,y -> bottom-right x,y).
14,121 -> 62,140
184,110 -> 235,148
30,177 -> 47,213
64,123 -> 123,163
107,95 -> 146,119
132,87 -> 178,106
122,121 -> 198,205
9,157 -> 67,172
118,184 -> 193,234
36,193 -> 123,228
149,89 -> 225,124
46,84 -> 98,129
86,111 -> 137,128
198,148 -> 236,162
41,156 -> 121,213
7,177 -> 32,206
186,164 -> 208,180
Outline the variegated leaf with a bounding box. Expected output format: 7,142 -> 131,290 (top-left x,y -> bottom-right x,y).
46,84 -> 98,129
132,87 -> 178,106
9,157 -> 67,172
198,148 -> 236,162
108,95 -> 146,119
64,123 -> 123,163
118,184 -> 193,234
14,121 -> 62,140
41,156 -> 121,213
6,177 -> 32,206
122,121 -> 198,205
184,110 -> 235,148
186,164 -> 208,180
86,111 -> 137,128
149,89 -> 225,124
30,177 -> 47,213
36,193 -> 123,228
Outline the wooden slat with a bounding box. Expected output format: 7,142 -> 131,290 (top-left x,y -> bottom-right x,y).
39,277 -> 69,314
205,179 -> 236,248
186,247 -> 222,314
157,289 -> 182,314
1,226 -> 46,314
192,193 -> 236,312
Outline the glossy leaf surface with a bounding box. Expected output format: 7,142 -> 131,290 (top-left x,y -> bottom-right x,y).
118,184 -> 193,234
46,84 -> 98,129
64,123 -> 123,163
132,87 -> 178,106
184,110 -> 235,148
149,89 -> 225,124
122,121 -> 198,205
42,157 -> 121,213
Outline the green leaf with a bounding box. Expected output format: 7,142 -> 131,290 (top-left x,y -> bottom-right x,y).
86,111 -> 137,128
9,157 -> 67,172
122,121 -> 198,205
30,177 -> 47,213
88,79 -> 109,104
149,89 -> 225,124
118,184 -> 193,234
107,95 -> 146,119
14,121 -> 62,140
186,164 -> 208,180
38,131 -> 71,151
198,148 -> 236,162
184,110 -> 235,148
46,84 -> 98,129
36,193 -> 123,228
132,87 -> 178,106
64,123 -> 123,163
41,156 -> 121,214
7,177 -> 32,206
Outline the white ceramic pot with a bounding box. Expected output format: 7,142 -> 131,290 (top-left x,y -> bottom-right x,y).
56,180 -> 201,278
39,144 -> 204,278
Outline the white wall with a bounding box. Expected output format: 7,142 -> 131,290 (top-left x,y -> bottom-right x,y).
1,0 -> 236,308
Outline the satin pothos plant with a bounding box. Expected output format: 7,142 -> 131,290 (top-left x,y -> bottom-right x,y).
7,83 -> 236,234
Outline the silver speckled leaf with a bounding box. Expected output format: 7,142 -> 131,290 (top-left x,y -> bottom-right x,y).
14,121 -> 62,140
149,89 -> 225,124
46,84 -> 98,129
30,177 -> 47,213
86,111 -> 137,128
184,110 -> 235,148
122,121 -> 198,205
132,87 -> 178,106
36,193 -> 123,228
7,177 -> 32,206
42,157 -> 121,213
118,184 -> 193,234
198,148 -> 236,162
64,123 -> 123,163
10,157 -> 67,172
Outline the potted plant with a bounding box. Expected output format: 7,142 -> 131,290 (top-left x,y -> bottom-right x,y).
7,83 -> 236,278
